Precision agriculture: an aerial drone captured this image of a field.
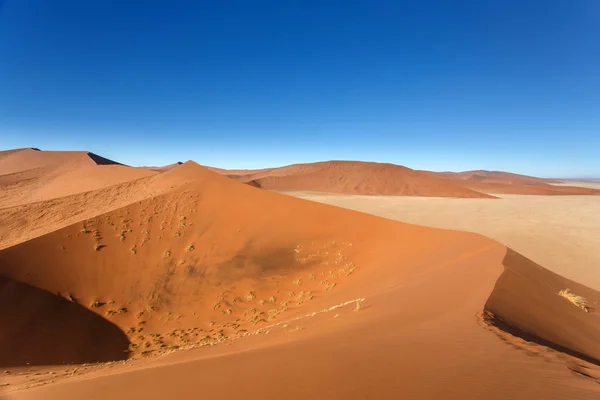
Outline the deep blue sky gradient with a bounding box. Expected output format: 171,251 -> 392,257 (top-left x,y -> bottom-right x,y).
1,1 -> 598,176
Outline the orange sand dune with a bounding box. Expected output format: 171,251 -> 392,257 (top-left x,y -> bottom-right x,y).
0,149 -> 156,208
2,161 -> 600,399
212,160 -> 494,198
0,158 -> 209,250
0,148 -> 120,176
210,161 -> 599,197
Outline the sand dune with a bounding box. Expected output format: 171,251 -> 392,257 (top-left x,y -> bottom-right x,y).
2,160 -> 600,399
0,148 -> 120,176
211,160 -> 600,197
0,149 -> 156,208
438,169 -> 560,184
0,158 -> 211,250
212,160 -> 495,198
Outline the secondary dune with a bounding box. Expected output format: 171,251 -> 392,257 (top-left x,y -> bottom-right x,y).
0,149 -> 156,208
210,160 -> 600,197
2,161 -> 600,399
0,148 -> 120,176
212,160 -> 494,198
0,157 -> 214,250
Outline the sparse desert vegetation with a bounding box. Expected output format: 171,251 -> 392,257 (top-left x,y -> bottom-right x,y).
558,288 -> 588,312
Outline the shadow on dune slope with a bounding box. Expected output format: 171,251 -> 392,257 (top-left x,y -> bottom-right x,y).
484,248 -> 600,365
86,152 -> 123,166
0,276 -> 130,367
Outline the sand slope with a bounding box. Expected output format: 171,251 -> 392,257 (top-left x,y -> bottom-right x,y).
288,192 -> 600,291
2,162 -> 600,399
0,275 -> 129,367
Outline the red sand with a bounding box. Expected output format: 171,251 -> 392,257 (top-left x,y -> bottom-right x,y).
1,153 -> 600,399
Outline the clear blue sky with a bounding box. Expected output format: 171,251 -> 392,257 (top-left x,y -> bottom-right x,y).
1,1 -> 598,177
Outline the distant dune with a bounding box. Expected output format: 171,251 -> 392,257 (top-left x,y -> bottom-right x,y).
433,169 -> 600,195
0,149 -> 156,208
210,161 -> 600,197
209,160 -> 495,198
437,169 -> 561,185
0,148 -> 122,175
2,150 -> 600,399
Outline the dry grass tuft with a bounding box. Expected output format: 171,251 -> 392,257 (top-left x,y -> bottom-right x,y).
355,300 -> 363,311
558,288 -> 588,312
